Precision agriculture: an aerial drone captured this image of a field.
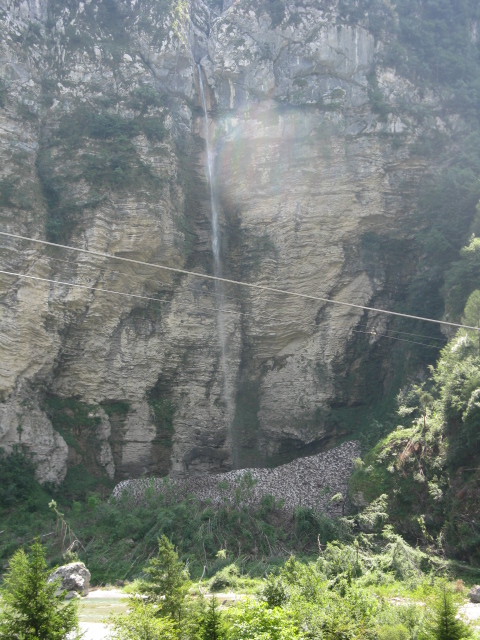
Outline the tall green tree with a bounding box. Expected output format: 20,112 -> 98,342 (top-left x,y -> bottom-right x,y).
427,583 -> 471,640
140,535 -> 190,622
200,597 -> 225,640
0,540 -> 79,640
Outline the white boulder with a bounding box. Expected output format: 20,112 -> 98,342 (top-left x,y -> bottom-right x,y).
48,562 -> 91,597
469,585 -> 480,603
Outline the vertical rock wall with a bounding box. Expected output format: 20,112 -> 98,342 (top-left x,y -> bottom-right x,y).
0,0 -> 466,483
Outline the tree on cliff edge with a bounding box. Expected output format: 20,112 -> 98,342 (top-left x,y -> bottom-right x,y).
0,540 -> 79,640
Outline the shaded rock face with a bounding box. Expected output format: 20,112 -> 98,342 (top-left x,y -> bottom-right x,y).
0,0 -> 462,483
48,562 -> 91,596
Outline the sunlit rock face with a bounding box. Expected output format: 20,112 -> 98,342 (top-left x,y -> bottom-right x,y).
0,0 -> 457,482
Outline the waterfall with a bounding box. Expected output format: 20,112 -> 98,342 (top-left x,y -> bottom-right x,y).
197,65 -> 236,455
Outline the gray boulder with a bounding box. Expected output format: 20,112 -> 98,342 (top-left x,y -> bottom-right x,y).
48,562 -> 90,597
469,585 -> 480,603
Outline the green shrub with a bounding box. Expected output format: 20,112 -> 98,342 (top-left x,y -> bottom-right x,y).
43,396 -> 101,451
209,564 -> 240,592
129,86 -> 164,113
0,446 -> 49,512
226,599 -> 299,640
425,582 -> 473,640
141,117 -> 167,142
140,535 -> 190,622
262,574 -> 288,608
110,599 -> 178,640
377,623 -> 410,640
367,71 -> 390,121
265,0 -> 285,27
0,540 -> 79,640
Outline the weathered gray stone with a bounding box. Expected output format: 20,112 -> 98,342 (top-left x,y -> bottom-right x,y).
48,562 -> 91,596
469,586 -> 480,603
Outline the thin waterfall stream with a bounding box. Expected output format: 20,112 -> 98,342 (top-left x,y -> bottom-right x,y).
198,66 -> 236,458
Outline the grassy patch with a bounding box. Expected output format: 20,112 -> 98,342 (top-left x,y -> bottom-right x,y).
101,401 -> 130,419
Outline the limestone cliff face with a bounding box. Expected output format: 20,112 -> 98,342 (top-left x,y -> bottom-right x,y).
0,0 -> 463,483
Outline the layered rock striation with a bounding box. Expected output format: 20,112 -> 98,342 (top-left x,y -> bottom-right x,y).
0,0 -> 464,483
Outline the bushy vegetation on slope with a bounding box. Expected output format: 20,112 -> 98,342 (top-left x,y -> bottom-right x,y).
83,535 -> 480,639
2,389 -> 480,638
340,0 -> 480,120
350,292 -> 480,564
2,281 -> 480,584
0,454 -> 340,583
2,532 -> 478,638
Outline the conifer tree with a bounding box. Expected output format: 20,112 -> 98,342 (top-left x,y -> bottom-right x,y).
430,583 -> 471,640
0,540 -> 79,640
140,535 -> 189,622
201,597 -> 225,640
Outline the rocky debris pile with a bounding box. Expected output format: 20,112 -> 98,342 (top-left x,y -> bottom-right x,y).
469,586 -> 480,603
112,441 -> 360,516
48,562 -> 91,599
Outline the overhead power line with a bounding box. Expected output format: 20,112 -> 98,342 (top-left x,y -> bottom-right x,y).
384,328 -> 447,342
2,249 -> 247,306
0,270 -> 233,315
1,230 -> 479,332
354,325 -> 448,346
352,329 -> 442,350
0,245 -> 452,342
0,269 -> 277,323
0,269 -> 448,350
0,248 -> 455,334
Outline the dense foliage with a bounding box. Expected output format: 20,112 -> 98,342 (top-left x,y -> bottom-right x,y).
340,0 -> 480,120
0,446 -> 49,512
0,456 -> 339,583
0,540 -> 79,640
350,292 -> 480,563
110,600 -> 178,640
140,535 -> 191,621
1,532 -> 478,639
107,533 -> 479,640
